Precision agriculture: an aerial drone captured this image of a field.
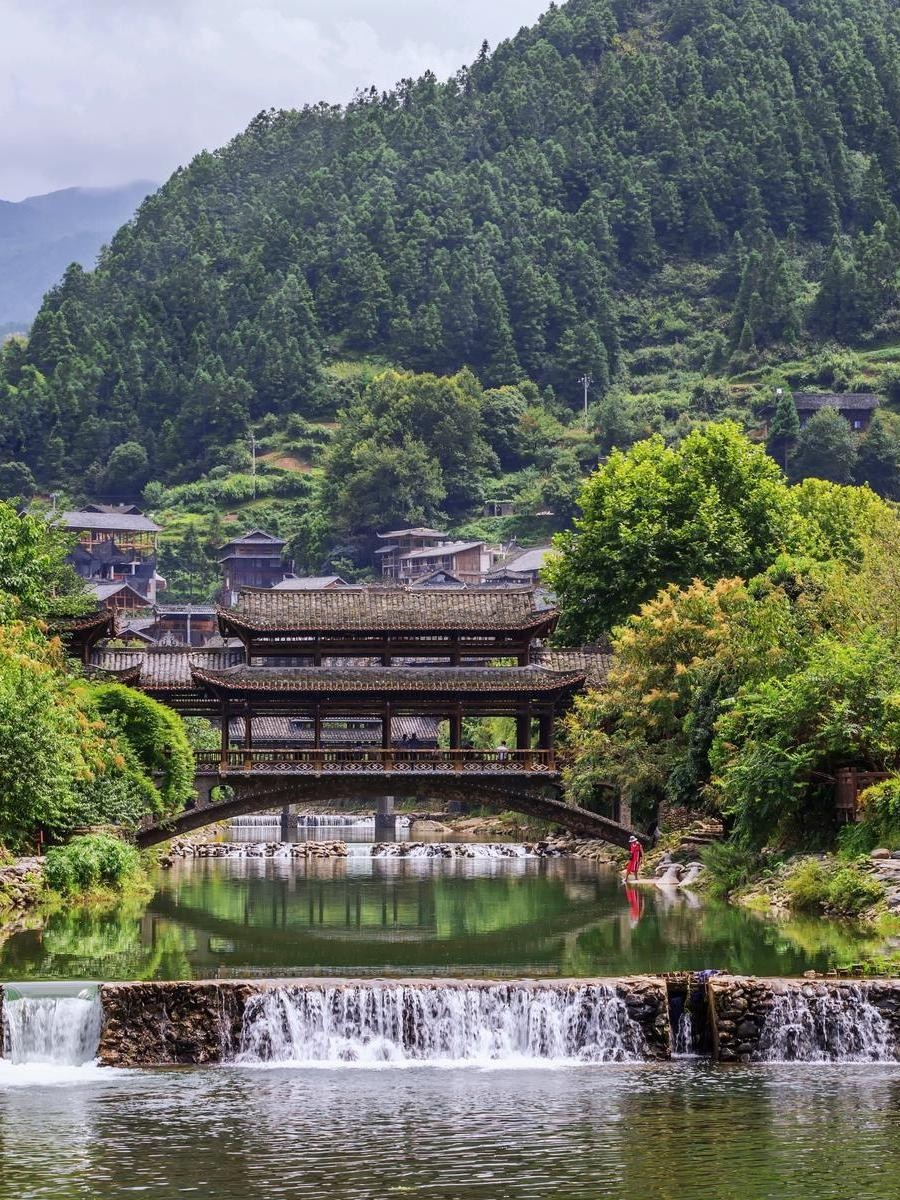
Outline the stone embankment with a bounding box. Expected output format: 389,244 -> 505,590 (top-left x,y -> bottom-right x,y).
0,858 -> 44,914
96,976 -> 672,1067
868,849 -> 900,913
166,840 -> 349,861
708,974 -> 900,1062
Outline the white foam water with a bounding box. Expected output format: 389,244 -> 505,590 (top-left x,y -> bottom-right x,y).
233,983 -> 648,1066
372,843 -> 530,859
2,983 -> 102,1066
756,986 -> 897,1062
674,1010 -> 695,1057
229,815 -> 411,829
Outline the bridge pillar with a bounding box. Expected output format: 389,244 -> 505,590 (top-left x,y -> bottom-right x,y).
374,794 -> 396,841
280,805 -> 298,841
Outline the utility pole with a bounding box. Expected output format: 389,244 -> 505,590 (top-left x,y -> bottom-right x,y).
578,373 -> 593,420
249,431 -> 257,499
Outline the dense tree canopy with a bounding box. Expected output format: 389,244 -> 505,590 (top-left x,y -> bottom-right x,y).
4,0 -> 900,490
0,503 -> 194,850
546,423 -> 798,640
561,496 -> 900,847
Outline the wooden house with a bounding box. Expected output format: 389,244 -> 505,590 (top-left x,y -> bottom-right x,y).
59,506 -> 164,604
217,529 -> 294,605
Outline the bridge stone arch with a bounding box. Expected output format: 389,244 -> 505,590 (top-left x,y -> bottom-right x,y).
136,775 -> 639,849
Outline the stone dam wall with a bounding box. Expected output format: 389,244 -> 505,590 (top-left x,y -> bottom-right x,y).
4,975 -> 900,1066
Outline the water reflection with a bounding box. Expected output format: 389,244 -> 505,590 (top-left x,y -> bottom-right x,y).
3,1064 -> 900,1199
0,856 -> 887,982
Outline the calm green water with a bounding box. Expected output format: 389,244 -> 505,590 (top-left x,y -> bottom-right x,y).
0,855 -> 884,981
2,1061 -> 900,1199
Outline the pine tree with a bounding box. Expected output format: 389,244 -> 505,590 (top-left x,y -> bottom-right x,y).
766,389 -> 800,473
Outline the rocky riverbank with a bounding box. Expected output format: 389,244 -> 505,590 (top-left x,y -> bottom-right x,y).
0,858 -> 44,915
165,840 -> 349,861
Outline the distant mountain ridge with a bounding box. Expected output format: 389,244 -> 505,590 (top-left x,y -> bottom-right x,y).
0,181 -> 156,326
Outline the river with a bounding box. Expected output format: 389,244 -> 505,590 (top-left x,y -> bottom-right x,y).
2,840 -> 899,1199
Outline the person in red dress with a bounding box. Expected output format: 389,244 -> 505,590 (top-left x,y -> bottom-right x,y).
623,835 -> 644,882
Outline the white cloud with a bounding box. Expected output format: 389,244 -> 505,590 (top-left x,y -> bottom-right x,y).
0,0 -> 547,199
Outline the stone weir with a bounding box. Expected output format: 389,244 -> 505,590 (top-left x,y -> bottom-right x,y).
4,976 -> 900,1068
708,975 -> 900,1063
94,978 -> 672,1067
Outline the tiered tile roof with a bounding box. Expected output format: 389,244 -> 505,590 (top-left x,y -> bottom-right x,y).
222,587 -> 556,633
90,646 -> 245,690
531,648 -> 613,687
191,664 -> 584,695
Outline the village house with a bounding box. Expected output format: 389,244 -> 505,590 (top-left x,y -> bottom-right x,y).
397,540 -> 498,585
792,392 -> 880,431
217,529 -> 294,606
58,505 -> 164,604
374,528 -> 448,580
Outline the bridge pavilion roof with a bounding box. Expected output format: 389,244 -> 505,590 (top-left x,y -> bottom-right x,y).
219,587 -> 558,638
191,664 -> 583,696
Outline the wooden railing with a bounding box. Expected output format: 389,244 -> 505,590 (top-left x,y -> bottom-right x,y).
194,747 -> 556,775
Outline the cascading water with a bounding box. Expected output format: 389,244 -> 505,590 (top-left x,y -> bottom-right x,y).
372,843 -> 529,859
755,986 -> 897,1062
233,983 -> 648,1065
674,1010 -> 695,1056
229,815 -> 411,830
2,983 -> 102,1065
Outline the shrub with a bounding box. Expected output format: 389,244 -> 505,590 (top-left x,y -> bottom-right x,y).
857,777 -> 900,846
44,834 -> 141,896
701,840 -> 770,899
783,857 -> 884,916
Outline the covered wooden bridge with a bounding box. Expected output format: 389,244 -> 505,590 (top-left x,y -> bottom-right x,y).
89,587 -> 637,846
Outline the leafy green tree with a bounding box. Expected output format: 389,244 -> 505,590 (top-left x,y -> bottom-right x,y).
102,441 -> 150,499
546,424 -> 797,641
789,406 -> 858,485
856,410 -> 900,499
0,502 -> 88,619
0,461 -> 35,500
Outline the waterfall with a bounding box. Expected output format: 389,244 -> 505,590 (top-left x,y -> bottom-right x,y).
674,1010 -> 695,1056
756,986 -> 897,1062
229,815 -> 411,830
2,983 -> 102,1066
233,983 -> 649,1065
372,843 -> 529,859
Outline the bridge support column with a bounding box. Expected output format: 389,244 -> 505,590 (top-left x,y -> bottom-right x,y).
280,805 -> 298,841
375,794 -> 396,841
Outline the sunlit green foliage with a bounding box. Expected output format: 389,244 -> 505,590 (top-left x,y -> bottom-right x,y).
43,834 -> 142,896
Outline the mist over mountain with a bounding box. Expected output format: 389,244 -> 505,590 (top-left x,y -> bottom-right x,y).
0,181 -> 155,326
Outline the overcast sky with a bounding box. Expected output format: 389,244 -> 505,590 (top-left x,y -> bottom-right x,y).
0,0 -> 548,201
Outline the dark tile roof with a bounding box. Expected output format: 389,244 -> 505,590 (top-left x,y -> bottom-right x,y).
223,588 -> 557,633
191,664 -> 585,695
90,647 -> 245,689
532,648 -> 613,687
58,510 -> 161,533
47,609 -> 115,635
793,392 -> 880,411
377,528 -> 447,540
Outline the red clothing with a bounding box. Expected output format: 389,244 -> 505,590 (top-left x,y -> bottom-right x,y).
627,843 -> 643,874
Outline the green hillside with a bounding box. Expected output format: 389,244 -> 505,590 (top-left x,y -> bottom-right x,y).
3,0 -> 900,575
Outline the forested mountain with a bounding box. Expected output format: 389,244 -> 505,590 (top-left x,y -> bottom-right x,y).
3,0 -> 900,507
0,182 -> 155,326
